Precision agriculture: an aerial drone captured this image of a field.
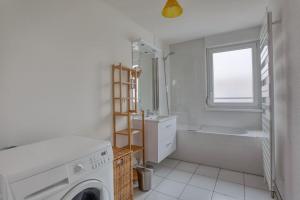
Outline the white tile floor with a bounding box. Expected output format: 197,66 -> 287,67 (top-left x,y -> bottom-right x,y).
134,158 -> 274,200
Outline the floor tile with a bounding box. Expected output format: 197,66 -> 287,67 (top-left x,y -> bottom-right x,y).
152,175 -> 164,189
161,158 -> 180,168
166,169 -> 193,183
146,191 -> 177,200
212,192 -> 239,200
180,185 -> 212,200
244,174 -> 268,190
155,179 -> 186,198
215,180 -> 244,200
154,166 -> 173,177
188,174 -> 216,190
245,187 -> 273,200
219,169 -> 244,184
196,165 -> 220,178
134,188 -> 152,200
175,161 -> 198,173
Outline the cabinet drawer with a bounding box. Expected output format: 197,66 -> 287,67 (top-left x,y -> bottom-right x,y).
158,120 -> 176,141
158,133 -> 176,162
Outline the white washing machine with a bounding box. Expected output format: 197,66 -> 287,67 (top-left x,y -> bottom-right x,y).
0,136 -> 114,200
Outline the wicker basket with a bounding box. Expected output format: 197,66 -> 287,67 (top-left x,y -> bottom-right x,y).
113,148 -> 133,200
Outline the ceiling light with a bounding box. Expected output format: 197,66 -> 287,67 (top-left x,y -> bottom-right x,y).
162,0 -> 183,18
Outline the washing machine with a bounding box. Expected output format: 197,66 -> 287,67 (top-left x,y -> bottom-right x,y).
0,136 -> 114,200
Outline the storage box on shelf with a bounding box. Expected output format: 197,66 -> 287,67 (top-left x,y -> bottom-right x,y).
113,148 -> 132,200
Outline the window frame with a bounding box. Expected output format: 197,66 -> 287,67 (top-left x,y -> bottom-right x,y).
206,41 -> 260,110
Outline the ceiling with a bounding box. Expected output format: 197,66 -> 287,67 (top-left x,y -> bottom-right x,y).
103,0 -> 268,44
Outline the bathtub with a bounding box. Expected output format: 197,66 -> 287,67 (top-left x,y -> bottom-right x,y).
171,125 -> 267,175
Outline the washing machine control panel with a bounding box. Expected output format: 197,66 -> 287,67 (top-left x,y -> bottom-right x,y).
68,145 -> 113,182
89,149 -> 111,169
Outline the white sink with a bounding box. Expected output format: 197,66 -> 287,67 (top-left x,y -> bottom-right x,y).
145,115 -> 158,120
142,115 -> 177,122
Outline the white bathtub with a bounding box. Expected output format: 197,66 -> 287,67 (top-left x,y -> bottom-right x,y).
171,125 -> 267,175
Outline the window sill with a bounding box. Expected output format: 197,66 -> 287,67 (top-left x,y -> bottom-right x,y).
205,106 -> 262,113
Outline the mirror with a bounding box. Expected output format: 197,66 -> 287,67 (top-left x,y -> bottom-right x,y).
132,40 -> 160,114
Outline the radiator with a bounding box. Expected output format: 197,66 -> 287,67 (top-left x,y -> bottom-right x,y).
260,12 -> 275,192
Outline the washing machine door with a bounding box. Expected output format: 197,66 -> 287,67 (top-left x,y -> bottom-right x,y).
62,180 -> 110,200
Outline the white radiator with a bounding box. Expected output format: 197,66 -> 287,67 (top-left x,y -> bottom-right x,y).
260,12 -> 275,192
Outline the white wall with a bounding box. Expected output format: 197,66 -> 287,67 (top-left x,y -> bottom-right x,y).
169,27 -> 262,130
267,0 -> 300,199
286,0 -> 300,197
0,0 -> 165,149
204,26 -> 262,48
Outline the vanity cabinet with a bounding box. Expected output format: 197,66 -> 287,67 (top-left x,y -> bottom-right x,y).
133,116 -> 177,163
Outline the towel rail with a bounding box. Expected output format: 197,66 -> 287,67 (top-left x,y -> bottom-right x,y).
260,12 -> 275,194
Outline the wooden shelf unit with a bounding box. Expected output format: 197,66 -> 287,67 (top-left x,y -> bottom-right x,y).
112,63 -> 145,165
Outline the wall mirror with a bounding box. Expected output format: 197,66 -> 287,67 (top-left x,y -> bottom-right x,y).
132,40 -> 160,114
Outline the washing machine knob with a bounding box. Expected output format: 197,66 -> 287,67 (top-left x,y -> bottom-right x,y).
74,164 -> 84,173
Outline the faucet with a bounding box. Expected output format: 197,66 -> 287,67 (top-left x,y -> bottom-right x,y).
146,109 -> 155,117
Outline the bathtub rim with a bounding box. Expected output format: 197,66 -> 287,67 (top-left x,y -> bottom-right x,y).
177,125 -> 267,138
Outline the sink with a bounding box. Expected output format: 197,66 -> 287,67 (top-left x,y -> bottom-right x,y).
145,115 -> 158,120
143,115 -> 176,122
155,115 -> 169,120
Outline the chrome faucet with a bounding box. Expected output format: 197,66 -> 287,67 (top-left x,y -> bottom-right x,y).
146,109 -> 155,117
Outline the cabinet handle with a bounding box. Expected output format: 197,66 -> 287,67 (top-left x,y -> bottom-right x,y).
166,142 -> 172,147
165,124 -> 173,128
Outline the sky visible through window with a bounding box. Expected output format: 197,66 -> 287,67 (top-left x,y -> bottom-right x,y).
212,48 -> 254,103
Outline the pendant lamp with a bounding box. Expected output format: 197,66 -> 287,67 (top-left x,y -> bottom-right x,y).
162,0 -> 183,18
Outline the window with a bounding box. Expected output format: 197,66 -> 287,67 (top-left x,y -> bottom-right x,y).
206,42 -> 259,109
